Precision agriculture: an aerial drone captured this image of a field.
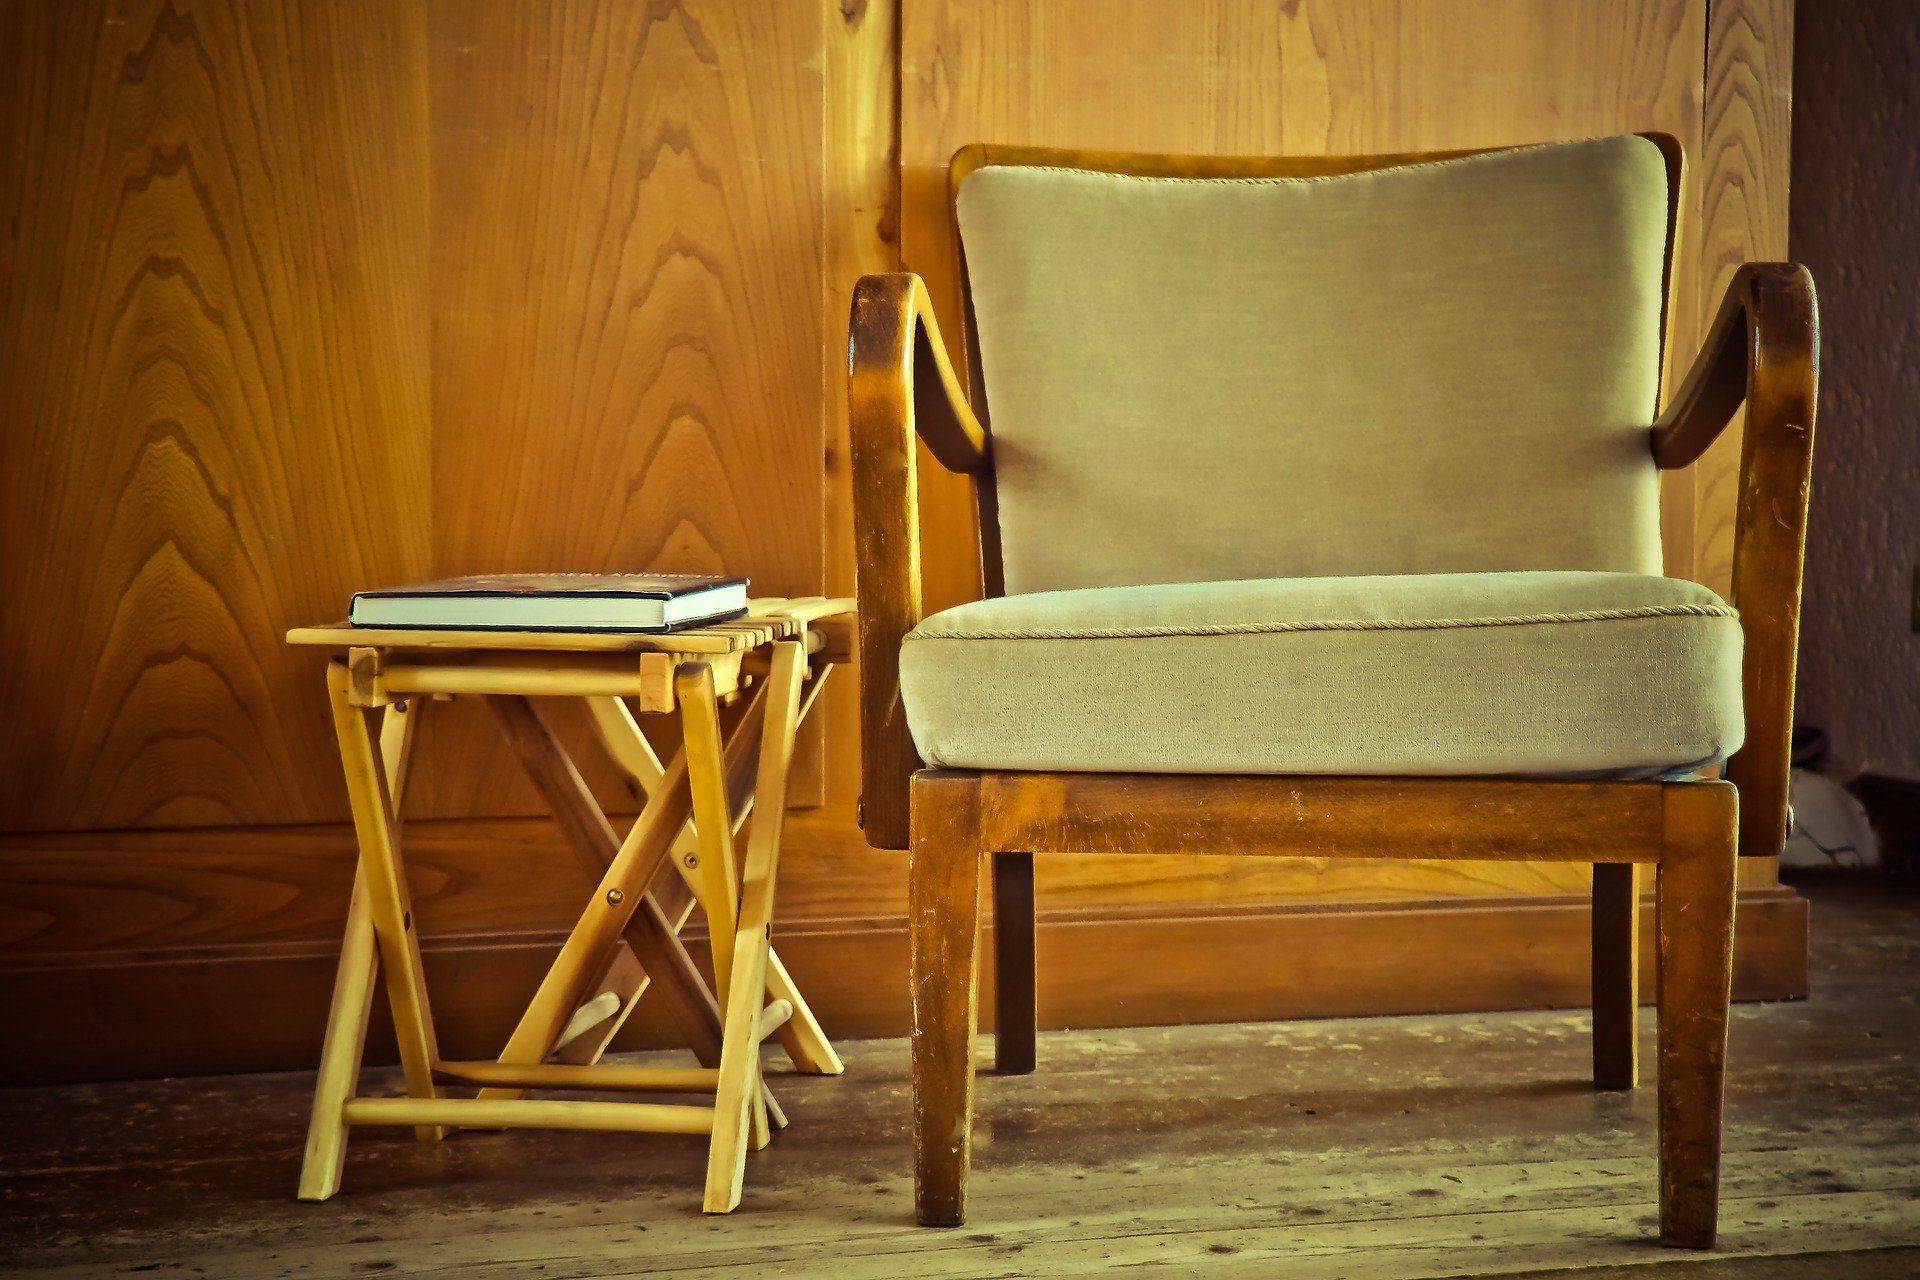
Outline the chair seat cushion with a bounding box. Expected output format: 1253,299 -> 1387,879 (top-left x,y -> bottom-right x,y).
898,572 -> 1743,778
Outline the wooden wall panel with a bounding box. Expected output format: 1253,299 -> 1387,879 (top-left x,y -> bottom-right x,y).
903,0 -> 1705,155
1693,0 -> 1796,597
1688,0 -> 1797,893
0,0 -> 836,832
1,886 -> 1808,1085
901,0 -> 1708,613
0,0 -> 1806,1083
821,0 -> 902,808
0,0 -> 874,1082
0,819 -> 1807,1084
0,821 -> 1665,960
0,0 -> 432,832
408,1 -> 830,819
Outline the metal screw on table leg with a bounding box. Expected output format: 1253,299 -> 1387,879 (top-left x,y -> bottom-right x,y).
606,888 -> 624,906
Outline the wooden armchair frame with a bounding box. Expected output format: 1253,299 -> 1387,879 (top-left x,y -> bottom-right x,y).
848,138 -> 1818,1248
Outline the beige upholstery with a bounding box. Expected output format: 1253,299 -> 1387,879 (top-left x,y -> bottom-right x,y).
899,572 -> 1743,777
956,135 -> 1673,596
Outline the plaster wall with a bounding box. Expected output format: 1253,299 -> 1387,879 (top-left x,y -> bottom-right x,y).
1788,0 -> 1920,778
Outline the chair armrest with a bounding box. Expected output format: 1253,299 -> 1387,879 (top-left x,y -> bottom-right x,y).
1651,262 -> 1819,855
849,273 -> 990,849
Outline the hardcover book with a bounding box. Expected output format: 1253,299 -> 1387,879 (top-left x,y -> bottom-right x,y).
348,573 -> 749,632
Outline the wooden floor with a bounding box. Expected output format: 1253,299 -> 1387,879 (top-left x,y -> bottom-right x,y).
2,877 -> 1916,1280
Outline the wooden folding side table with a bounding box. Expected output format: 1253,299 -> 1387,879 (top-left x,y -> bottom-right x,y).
286,596 -> 853,1213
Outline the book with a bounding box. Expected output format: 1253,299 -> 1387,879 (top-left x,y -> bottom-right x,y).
348,573 -> 750,632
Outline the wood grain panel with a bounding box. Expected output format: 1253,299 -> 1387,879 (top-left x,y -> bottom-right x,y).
410,1 -> 829,819
1693,0 -> 1796,597
901,0 -> 1707,614
900,0 -> 1705,373
905,1 -> 1705,156
822,0 -> 902,807
0,1 -> 1806,1084
1688,0 -> 1797,894
0,0 -> 432,831
0,0 -> 840,832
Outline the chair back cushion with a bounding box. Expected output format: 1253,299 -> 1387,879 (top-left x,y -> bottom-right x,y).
955,135 -> 1672,595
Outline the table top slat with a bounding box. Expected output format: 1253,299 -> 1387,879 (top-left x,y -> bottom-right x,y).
286,598 -> 852,656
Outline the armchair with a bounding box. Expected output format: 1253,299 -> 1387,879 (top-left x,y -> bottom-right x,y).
849,135 -> 1817,1248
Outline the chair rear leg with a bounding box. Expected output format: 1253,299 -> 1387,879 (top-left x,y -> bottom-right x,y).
1592,862 -> 1641,1089
910,772 -> 985,1227
1656,786 -> 1738,1248
992,850 -> 1037,1075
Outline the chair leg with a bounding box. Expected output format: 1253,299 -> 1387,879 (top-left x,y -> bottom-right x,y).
992,851 -> 1037,1076
1592,862 -> 1641,1090
910,772 -> 985,1227
1656,785 -> 1738,1249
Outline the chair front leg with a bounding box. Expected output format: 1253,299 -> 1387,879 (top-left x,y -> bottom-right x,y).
1656,784 -> 1739,1248
910,771 -> 986,1227
992,850 -> 1038,1075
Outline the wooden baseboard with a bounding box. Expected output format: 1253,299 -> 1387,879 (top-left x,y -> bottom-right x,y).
0,887 -> 1806,1085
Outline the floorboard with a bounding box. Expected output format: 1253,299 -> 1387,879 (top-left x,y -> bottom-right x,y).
0,877 -> 1914,1278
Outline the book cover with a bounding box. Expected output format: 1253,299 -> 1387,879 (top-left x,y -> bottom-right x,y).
349,573 -> 750,631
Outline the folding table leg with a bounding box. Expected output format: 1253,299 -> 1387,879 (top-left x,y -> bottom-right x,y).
750,661 -> 843,1078
326,670 -> 443,1141
674,662 -> 783,1146
585,691 -> 844,1078
561,705 -> 765,1069
486,694 -> 724,1065
302,695 -> 434,1201
705,640 -> 808,1213
480,697 -> 745,1098
297,872 -> 378,1200
676,665 -> 743,1013
765,951 -> 843,1076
